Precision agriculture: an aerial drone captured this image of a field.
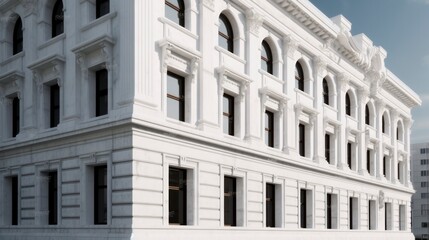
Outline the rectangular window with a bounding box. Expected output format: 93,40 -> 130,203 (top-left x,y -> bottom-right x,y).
399,205 -> 406,231
50,84 -> 60,128
383,156 -> 387,177
224,176 -> 236,226
327,193 -> 332,229
266,183 -> 275,227
12,97 -> 19,137
223,94 -> 234,136
300,189 -> 313,229
422,159 -> 429,165
325,134 -> 330,164
11,176 -> 18,225
94,165 -> 107,225
48,172 -> 58,225
385,202 -> 392,230
95,69 -> 108,117
422,148 -> 429,154
169,167 -> 187,225
265,111 -> 274,147
422,171 -> 428,177
366,149 -> 371,175
422,182 -> 428,188
167,71 -> 185,122
422,193 -> 429,199
349,197 -> 358,230
96,0 -> 110,18
422,222 -> 428,228
299,124 -> 305,157
347,142 -> 352,169
368,200 -> 376,230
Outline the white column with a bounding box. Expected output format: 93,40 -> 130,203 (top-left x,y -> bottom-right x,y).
390,109 -> 399,184
357,88 -> 368,175
336,73 -> 349,169
312,56 -> 327,163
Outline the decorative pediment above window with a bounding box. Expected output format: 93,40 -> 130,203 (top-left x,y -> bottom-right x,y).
28,54 -> 65,90
72,35 -> 114,70
0,70 -> 24,99
259,87 -> 288,113
216,66 -> 251,101
158,39 -> 200,78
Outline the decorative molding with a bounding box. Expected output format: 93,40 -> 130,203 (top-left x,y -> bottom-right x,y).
202,0 -> 214,10
246,8 -> 264,36
283,34 -> 298,58
313,56 -> 327,77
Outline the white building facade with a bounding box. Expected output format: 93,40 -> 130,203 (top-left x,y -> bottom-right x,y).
411,143 -> 429,240
0,0 -> 421,239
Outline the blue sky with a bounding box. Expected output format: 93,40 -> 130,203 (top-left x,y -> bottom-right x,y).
309,0 -> 429,143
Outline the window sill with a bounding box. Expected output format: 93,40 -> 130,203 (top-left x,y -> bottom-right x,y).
294,88 -> 314,100
165,117 -> 196,129
83,114 -> 109,124
215,46 -> 246,64
158,17 -> 198,40
323,103 -> 337,112
258,69 -> 282,84
38,33 -> 66,50
1,51 -> 24,66
81,11 -> 117,32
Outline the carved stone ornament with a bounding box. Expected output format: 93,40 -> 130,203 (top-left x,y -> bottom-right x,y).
22,0 -> 38,16
313,56 -> 327,77
337,72 -> 350,92
378,190 -> 385,209
246,8 -> 263,36
283,35 -> 298,58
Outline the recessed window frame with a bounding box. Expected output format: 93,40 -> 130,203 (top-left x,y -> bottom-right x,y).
218,13 -> 234,53
12,17 -> 23,55
325,134 -> 331,164
94,165 -> 107,225
12,96 -> 20,138
326,192 -> 338,229
52,0 -> 64,38
295,62 -> 304,91
300,188 -> 314,229
265,110 -> 274,148
345,93 -> 351,116
223,94 -> 235,136
299,123 -> 306,157
322,78 -> 329,105
50,84 -> 60,128
349,196 -> 359,230
95,69 -> 108,117
96,0 -> 110,19
368,199 -> 376,230
261,40 -> 273,75
169,167 -> 187,225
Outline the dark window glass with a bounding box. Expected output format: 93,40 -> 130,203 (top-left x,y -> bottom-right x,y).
169,167 -> 187,225
94,165 -> 107,225
12,97 -> 20,138
95,69 -> 108,117
223,94 -> 234,136
48,172 -> 58,225
224,176 -> 236,226
13,17 -> 23,55
323,78 -> 329,105
397,125 -> 400,140
366,150 -> 371,174
165,0 -> 185,27
383,156 -> 387,177
265,111 -> 274,147
261,40 -> 273,74
295,62 -> 304,91
369,200 -> 372,230
385,203 -> 388,230
266,183 -> 275,227
365,105 -> 370,125
382,115 -> 386,133
299,124 -> 305,157
423,222 -> 428,228
167,72 -> 185,121
218,14 -> 233,53
345,93 -> 351,116
96,0 -> 110,18
398,162 -> 401,180
347,142 -> 352,169
50,84 -> 60,128
300,189 -> 307,228
325,134 -> 330,164
11,176 -> 18,225
52,0 -> 64,38
349,197 -> 353,229
327,193 -> 332,229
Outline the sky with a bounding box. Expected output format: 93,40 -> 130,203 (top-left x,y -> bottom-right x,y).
309,0 -> 429,143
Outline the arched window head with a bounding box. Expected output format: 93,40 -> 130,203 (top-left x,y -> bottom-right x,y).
218,13 -> 234,53
52,0 -> 64,38
365,104 -> 370,125
295,62 -> 304,91
382,115 -> 386,133
96,0 -> 110,18
13,17 -> 23,55
165,0 -> 185,27
345,93 -> 351,116
261,40 -> 273,74
322,78 -> 329,105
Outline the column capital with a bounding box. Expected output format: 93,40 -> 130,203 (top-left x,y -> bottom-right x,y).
336,72 -> 350,92
246,8 -> 264,36
313,56 -> 327,78
283,34 -> 298,58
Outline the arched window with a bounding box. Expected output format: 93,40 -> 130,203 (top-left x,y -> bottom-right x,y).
345,93 -> 351,116
382,115 -> 386,133
365,104 -> 370,125
96,0 -> 110,18
322,78 -> 329,105
218,13 -> 234,53
52,0 -> 64,38
165,0 -> 185,27
261,40 -> 273,74
295,62 -> 304,91
13,17 -> 23,55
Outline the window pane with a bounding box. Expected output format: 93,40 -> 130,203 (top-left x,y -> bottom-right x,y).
224,177 -> 236,226
52,0 -> 64,38
266,183 -> 275,227
12,97 -> 20,137
94,166 -> 107,225
96,69 -> 108,117
169,168 -> 187,225
96,0 -> 110,18
50,84 -> 60,128
48,172 -> 58,225
11,176 -> 18,225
